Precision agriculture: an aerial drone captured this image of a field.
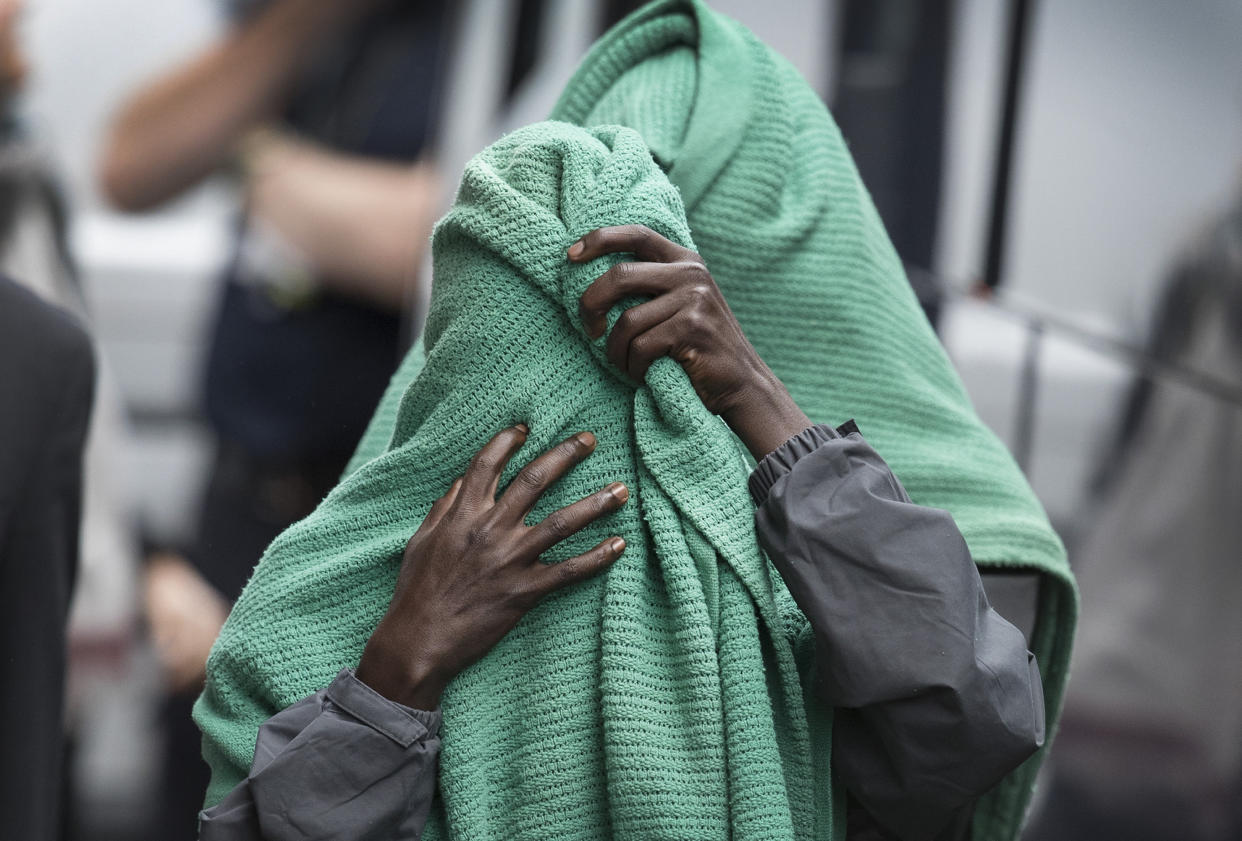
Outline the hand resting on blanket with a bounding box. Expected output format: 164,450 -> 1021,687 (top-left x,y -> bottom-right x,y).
356,425 -> 630,709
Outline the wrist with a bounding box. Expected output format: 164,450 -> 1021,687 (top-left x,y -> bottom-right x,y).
357,634 -> 449,710
720,369 -> 813,461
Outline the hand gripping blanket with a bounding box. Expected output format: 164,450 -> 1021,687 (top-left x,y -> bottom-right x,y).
197,122 -> 839,839
342,2 -> 1077,838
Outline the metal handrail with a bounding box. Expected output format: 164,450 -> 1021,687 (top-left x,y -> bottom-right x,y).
949,286 -> 1242,409
943,283 -> 1242,470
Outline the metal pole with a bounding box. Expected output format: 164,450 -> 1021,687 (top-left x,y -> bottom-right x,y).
1013,318 -> 1044,472
982,0 -> 1036,290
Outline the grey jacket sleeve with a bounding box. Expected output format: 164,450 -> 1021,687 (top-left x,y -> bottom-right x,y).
198,668 -> 442,841
750,423 -> 1045,841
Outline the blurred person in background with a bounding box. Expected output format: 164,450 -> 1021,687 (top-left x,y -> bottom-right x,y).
0,0 -> 72,287
0,275 -> 94,841
1025,190 -> 1242,841
97,0 -> 452,837
1,4 -> 140,835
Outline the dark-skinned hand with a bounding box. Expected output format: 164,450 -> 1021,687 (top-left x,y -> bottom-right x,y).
571,224 -> 813,460
356,425 -> 629,710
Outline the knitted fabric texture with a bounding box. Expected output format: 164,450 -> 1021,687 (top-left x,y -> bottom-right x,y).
342,2 -> 1078,838
197,122 -> 840,839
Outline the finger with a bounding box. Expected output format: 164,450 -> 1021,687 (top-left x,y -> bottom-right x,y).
524,482 -> 629,556
624,314 -> 693,382
460,424 -> 529,505
567,224 -> 693,265
422,476 -> 463,532
533,536 -> 627,596
603,294 -> 680,376
496,430 -> 597,516
579,261 -> 683,339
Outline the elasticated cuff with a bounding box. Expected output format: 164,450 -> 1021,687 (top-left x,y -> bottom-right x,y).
748,420 -> 861,505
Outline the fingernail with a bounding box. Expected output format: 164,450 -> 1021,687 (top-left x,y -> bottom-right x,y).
575,431 -> 596,448
568,240 -> 584,259
609,537 -> 626,554
607,482 -> 629,502
514,423 -> 529,434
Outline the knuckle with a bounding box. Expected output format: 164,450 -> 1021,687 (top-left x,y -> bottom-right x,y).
591,230 -> 617,251
608,260 -> 631,279
683,309 -> 713,342
631,331 -> 657,356
614,308 -> 637,334
601,225 -> 639,253
683,308 -> 707,332
517,464 -> 547,490
465,524 -> 492,547
546,510 -> 572,539
579,292 -> 603,321
684,260 -> 711,281
471,454 -> 497,475
686,281 -> 714,304
510,577 -> 542,607
555,557 -> 581,586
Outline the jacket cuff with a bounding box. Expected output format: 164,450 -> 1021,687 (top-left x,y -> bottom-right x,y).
325,668 -> 442,748
749,420 -> 860,505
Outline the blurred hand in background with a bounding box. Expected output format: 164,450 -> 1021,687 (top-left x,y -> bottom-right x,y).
237,125 -> 441,311
144,553 -> 228,693
97,0 -> 440,312
0,0 -> 25,103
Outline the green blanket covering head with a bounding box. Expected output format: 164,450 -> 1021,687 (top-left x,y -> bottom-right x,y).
342,2 -> 1076,835
201,2 -> 1076,838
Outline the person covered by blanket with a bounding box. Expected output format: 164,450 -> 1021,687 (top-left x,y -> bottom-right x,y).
198,3 -> 1077,840
197,122 -> 1044,841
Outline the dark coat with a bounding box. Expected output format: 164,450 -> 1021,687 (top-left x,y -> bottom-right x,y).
0,275 -> 95,841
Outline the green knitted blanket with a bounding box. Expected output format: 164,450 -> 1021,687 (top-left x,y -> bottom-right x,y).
201,3 -> 1076,838
338,2 -> 1077,838
198,122 -> 838,838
